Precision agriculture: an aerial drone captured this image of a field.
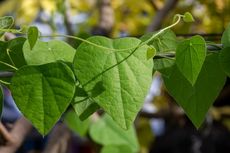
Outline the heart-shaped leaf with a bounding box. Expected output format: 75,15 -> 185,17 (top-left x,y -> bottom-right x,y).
27,26 -> 39,50
183,12 -> 195,23
176,35 -> 206,85
219,47 -> 230,76
89,114 -> 139,153
23,40 -> 75,65
164,53 -> 226,128
73,36 -> 153,129
10,62 -> 76,135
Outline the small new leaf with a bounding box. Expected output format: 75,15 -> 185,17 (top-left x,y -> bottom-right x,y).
0,16 -> 14,37
146,45 -> 156,60
27,26 -> 39,50
183,12 -> 195,23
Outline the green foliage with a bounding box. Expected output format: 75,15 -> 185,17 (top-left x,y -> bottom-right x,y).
73,36 -> 153,129
23,40 -> 75,65
27,26 -> 39,50
164,53 -> 226,128
64,108 -> 90,137
10,62 -> 76,135
0,85 -> 3,118
176,35 -> 206,85
146,45 -> 156,60
73,97 -> 100,121
89,115 -> 139,153
183,12 -> 195,23
0,16 -> 14,37
221,24 -> 230,48
101,145 -> 133,153
219,25 -> 230,77
0,37 -> 26,71
219,47 -> 230,77
141,30 -> 177,76
0,13 -> 229,149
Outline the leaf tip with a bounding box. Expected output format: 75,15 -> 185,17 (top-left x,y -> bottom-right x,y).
183,12 -> 195,23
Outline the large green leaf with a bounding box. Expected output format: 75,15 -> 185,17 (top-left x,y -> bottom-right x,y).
73,36 -> 153,129
0,37 -> 26,71
10,62 -> 76,135
176,35 -> 206,85
221,24 -> 230,48
89,114 -> 139,153
0,16 -> 14,37
101,145 -> 133,153
64,108 -> 90,137
0,85 -> 3,118
23,40 -> 75,65
219,47 -> 230,76
163,53 -> 226,128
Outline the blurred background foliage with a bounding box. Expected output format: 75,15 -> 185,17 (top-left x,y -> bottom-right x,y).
0,0 -> 230,37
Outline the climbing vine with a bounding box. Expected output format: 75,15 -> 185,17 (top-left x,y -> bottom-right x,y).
0,12 -> 230,152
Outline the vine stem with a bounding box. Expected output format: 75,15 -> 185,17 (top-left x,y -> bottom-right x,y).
7,49 -> 16,66
41,14 -> 183,52
0,61 -> 18,70
0,28 -> 23,34
141,14 -> 183,46
41,34 -> 138,52
0,79 -> 10,85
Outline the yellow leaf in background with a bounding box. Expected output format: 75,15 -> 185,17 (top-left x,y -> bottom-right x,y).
69,0 -> 95,12
111,0 -> 123,9
40,0 -> 57,13
16,0 -> 39,24
0,0 -> 17,16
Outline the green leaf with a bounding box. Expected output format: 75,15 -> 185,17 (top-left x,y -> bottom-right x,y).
0,37 -> 27,71
0,16 -> 14,37
176,35 -> 206,85
27,26 -> 39,50
0,85 -> 3,118
101,145 -> 133,153
73,98 -> 100,121
219,47 -> 230,76
64,108 -> 90,137
183,12 -> 195,23
89,114 -> 139,153
163,53 -> 226,128
73,85 -> 100,120
23,40 -> 76,65
140,30 -> 177,75
10,62 -> 76,135
153,58 -> 175,77
146,46 -> 156,60
73,36 -> 153,129
221,24 -> 230,48
140,30 -> 177,52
